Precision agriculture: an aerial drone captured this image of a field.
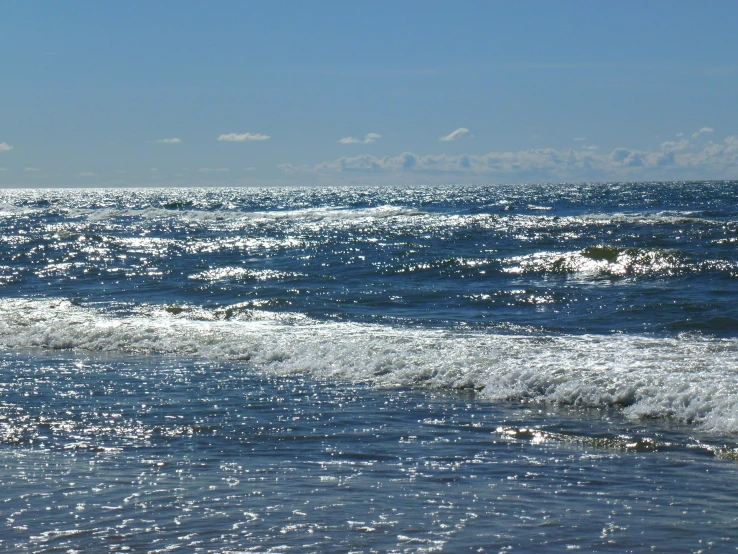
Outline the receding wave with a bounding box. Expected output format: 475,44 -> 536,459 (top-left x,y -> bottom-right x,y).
2,298 -> 738,433
495,426 -> 738,461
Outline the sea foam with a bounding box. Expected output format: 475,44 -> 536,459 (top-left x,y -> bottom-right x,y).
2,298 -> 738,433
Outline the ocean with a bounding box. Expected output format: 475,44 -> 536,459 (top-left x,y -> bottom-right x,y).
1,181 -> 737,552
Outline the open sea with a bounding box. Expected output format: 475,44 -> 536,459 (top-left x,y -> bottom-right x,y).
1,181 -> 738,553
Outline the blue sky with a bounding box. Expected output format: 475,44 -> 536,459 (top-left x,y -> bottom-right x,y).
1,1 -> 737,187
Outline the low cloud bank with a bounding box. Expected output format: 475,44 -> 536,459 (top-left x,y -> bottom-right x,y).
281,132 -> 738,181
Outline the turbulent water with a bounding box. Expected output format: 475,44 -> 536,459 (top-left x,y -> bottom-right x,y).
2,182 -> 738,552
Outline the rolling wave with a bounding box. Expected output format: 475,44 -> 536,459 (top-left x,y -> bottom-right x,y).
502,246 -> 736,278
2,298 -> 738,433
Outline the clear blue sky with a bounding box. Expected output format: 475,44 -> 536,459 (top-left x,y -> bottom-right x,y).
1,1 -> 737,187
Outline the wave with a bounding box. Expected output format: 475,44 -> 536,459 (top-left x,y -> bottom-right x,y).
60,205 -> 428,224
579,211 -> 727,226
502,246 -> 736,278
2,298 -> 738,433
188,267 -> 304,282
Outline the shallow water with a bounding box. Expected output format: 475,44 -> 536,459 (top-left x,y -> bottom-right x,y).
2,350 -> 738,553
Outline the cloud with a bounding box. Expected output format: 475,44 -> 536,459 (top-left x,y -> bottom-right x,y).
75,172 -> 96,177
244,167 -> 256,172
218,132 -> 270,142
24,167 -> 41,172
156,138 -> 182,144
0,143 -> 13,152
339,133 -> 382,144
573,137 -> 586,142
439,128 -> 470,142
198,167 -> 229,172
282,132 -> 738,181
660,139 -> 690,153
0,167 -> 6,171
692,127 -> 714,138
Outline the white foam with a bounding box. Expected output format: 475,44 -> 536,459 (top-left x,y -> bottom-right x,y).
188,267 -> 303,281
501,248 -> 692,277
2,298 -> 738,433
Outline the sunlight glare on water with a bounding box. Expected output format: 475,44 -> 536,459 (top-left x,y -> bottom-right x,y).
3,351 -> 738,553
1,183 -> 738,552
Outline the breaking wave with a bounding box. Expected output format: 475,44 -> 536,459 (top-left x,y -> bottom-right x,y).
2,298 -> 738,433
502,246 -> 736,278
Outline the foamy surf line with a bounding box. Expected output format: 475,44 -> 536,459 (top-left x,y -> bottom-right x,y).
3,298 -> 738,433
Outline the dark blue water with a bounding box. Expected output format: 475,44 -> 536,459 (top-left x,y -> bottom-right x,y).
1,181 -> 737,334
1,182 -> 738,552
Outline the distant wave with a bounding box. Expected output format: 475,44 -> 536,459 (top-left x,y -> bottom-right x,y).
58,205 -> 428,224
2,298 -> 738,433
502,246 -> 737,279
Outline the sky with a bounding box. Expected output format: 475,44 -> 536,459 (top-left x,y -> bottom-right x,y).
1,0 -> 737,187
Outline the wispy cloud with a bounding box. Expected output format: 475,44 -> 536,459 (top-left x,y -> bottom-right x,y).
218,132 -> 270,142
439,128 -> 470,142
75,172 -> 96,177
24,167 -> 41,172
0,143 -> 13,152
0,167 -> 7,171
692,127 -> 714,138
573,137 -> 586,142
198,167 -> 230,173
282,128 -> 738,181
339,133 -> 382,144
155,138 -> 182,144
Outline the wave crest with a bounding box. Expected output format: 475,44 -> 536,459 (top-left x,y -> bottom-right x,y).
2,298 -> 738,433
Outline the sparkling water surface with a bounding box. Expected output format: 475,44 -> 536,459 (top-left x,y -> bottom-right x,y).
3,350 -> 738,553
1,182 -> 738,552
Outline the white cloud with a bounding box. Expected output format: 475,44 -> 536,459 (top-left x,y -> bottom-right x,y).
244,167 -> 255,172
660,139 -> 690,153
218,132 -> 270,142
282,132 -> 738,181
0,167 -> 7,171
0,142 -> 13,152
198,167 -> 229,172
75,172 -> 96,177
573,137 -> 586,141
692,127 -> 714,138
439,128 -> 470,142
156,138 -> 182,144
339,133 -> 382,144
24,167 -> 41,172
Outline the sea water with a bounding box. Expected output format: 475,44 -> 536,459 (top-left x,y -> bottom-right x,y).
1,182 -> 737,552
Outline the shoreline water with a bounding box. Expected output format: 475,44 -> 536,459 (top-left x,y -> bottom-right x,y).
3,349 -> 738,552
